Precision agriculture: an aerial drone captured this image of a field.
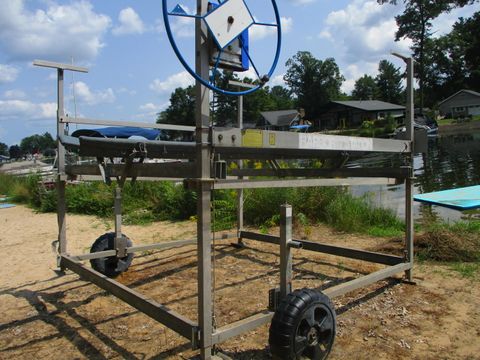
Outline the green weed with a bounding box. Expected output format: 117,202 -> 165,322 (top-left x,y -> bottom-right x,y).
450,262 -> 480,279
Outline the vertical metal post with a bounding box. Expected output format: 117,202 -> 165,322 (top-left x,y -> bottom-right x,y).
405,57 -> 415,282
114,186 -> 126,257
237,95 -> 244,244
279,204 -> 293,299
57,69 -> 67,267
196,0 -> 213,358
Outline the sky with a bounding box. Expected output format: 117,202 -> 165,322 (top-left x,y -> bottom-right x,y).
0,0 -> 478,146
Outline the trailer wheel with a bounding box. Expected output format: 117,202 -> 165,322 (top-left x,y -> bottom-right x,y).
269,289 -> 336,360
90,232 -> 134,278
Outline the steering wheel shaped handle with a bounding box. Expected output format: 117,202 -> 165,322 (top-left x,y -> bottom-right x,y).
162,0 -> 282,96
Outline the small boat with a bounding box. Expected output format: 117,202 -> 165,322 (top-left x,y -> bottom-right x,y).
393,114 -> 439,137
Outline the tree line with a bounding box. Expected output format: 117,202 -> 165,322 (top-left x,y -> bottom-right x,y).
157,5 -> 479,129
156,53 -> 405,129
0,132 -> 56,160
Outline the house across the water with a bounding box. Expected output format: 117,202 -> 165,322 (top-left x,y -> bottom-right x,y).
438,89 -> 480,118
315,100 -> 405,130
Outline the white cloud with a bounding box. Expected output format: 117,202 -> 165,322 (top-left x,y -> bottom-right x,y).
318,0 -> 412,95
250,17 -> 292,40
236,68 -> 259,82
117,87 -> 137,96
139,103 -> 161,112
0,100 -> 56,120
321,0 -> 411,63
150,71 -> 194,94
171,5 -> 195,38
318,30 -> 332,40
112,7 -> 145,36
0,0 -> 111,62
73,81 -> 115,105
341,62 -> 379,94
270,74 -> 286,87
136,102 -> 169,120
0,64 -> 19,83
3,89 -> 26,99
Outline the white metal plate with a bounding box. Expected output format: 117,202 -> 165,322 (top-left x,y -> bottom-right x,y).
299,134 -> 374,151
205,0 -> 254,49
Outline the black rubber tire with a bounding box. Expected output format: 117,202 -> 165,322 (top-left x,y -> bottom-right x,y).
269,289 -> 336,360
90,232 -> 134,278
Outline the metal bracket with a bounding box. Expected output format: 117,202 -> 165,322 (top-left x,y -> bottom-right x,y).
401,278 -> 417,285
191,326 -> 200,350
183,178 -> 215,191
97,157 -> 112,185
214,160 -> 227,179
268,286 -> 291,311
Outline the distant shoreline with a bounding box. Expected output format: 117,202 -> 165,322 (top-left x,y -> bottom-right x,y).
439,120 -> 480,134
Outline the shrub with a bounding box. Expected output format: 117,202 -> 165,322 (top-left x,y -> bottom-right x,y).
0,174 -> 405,236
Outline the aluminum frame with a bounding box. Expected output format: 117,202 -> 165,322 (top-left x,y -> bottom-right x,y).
34,33 -> 415,360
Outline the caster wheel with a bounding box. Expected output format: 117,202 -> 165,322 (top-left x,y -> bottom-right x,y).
269,289 -> 336,360
90,232 -> 134,278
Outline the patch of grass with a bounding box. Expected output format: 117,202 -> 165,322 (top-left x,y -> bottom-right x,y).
0,173 -> 19,195
450,262 -> 480,279
438,115 -> 480,126
367,226 -> 404,238
123,209 -> 156,225
437,118 -> 455,126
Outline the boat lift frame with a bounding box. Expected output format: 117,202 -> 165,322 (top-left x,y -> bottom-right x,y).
33,4 -> 416,357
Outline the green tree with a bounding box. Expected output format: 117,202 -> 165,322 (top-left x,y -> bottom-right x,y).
244,86 -> 277,126
284,51 -> 344,119
378,0 -> 478,108
452,12 -> 480,90
421,12 -> 480,105
376,60 -> 404,104
9,145 -> 22,159
157,86 -> 195,126
20,132 -> 55,155
0,142 -> 8,156
212,71 -> 238,127
269,85 -> 295,110
352,75 -> 379,100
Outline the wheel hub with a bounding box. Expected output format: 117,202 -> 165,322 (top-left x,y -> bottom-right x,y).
307,327 -> 319,346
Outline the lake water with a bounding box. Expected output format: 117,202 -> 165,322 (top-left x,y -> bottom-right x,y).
348,130 -> 480,223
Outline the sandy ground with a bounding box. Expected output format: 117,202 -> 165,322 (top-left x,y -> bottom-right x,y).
0,205 -> 479,359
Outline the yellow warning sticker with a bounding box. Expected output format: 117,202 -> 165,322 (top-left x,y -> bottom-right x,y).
242,129 -> 263,147
269,133 -> 276,146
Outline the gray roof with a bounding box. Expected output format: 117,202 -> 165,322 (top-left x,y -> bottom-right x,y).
438,89 -> 480,106
331,100 -> 405,111
261,110 -> 299,127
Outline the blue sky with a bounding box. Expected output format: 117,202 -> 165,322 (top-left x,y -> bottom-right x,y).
0,0 -> 478,146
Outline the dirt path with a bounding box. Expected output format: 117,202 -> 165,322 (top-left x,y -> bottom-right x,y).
0,206 -> 479,359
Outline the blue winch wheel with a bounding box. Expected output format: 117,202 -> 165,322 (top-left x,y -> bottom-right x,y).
162,0 -> 282,96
